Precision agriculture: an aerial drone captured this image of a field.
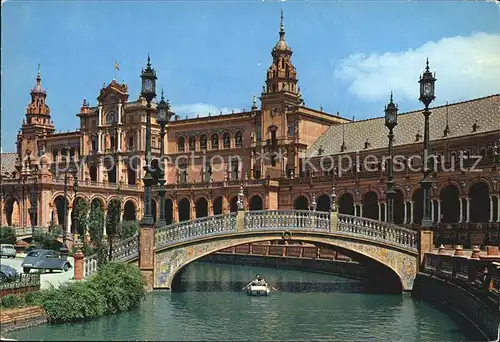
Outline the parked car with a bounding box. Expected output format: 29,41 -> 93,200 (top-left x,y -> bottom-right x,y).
21,249 -> 72,274
0,264 -> 18,283
0,244 -> 17,258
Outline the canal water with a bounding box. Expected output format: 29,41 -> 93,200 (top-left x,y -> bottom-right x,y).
8,262 -> 481,341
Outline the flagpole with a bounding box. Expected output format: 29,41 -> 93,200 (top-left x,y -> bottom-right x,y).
114,60 -> 117,81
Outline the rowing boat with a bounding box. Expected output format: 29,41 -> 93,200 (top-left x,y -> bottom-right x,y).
246,284 -> 270,296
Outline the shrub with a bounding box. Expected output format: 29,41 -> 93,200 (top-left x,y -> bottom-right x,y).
89,262 -> 146,313
0,227 -> 17,245
24,291 -> 43,305
33,231 -> 60,250
1,294 -> 25,308
41,281 -> 107,323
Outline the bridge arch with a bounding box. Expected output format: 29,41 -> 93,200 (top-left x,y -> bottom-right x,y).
154,232 -> 416,293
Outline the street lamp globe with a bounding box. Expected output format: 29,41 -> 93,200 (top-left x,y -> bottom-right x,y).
140,55 -> 157,103
418,58 -> 436,108
384,92 -> 398,130
156,90 -> 170,126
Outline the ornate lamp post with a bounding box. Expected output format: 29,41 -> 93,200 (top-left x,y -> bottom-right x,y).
72,169 -> 79,241
60,168 -> 72,256
384,92 -> 398,224
139,55 -> 157,227
155,90 -> 171,227
418,59 -> 436,228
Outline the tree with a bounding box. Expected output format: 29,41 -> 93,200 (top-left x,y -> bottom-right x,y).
75,199 -> 90,236
88,202 -> 106,265
0,227 -> 17,245
121,220 -> 139,239
106,198 -> 122,260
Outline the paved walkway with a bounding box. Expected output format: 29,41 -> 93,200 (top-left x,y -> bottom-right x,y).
1,254 -> 75,289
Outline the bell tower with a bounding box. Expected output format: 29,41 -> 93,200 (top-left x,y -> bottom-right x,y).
17,65 -> 55,159
258,10 -> 302,178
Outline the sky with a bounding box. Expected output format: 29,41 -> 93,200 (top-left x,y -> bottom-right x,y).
1,0 -> 500,153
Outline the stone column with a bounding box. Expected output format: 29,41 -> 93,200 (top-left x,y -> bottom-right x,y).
404,201 -> 408,224
359,204 -> 363,217
173,200 -> 179,223
378,203 -> 382,221
67,207 -> 72,233
98,103 -> 102,127
497,195 -> 500,223
410,201 -> 414,224
437,200 -> 442,223
117,127 -> 122,152
103,209 -> 108,237
431,200 -> 435,223
466,197 -> 471,223
97,131 -> 102,153
118,101 -> 122,125
459,197 -> 464,223
489,195 -> 494,222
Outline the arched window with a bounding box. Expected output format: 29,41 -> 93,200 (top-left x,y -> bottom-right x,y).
223,132 -> 231,149
235,131 -> 243,148
189,136 -> 196,151
211,133 -> 219,150
177,137 -> 185,152
200,134 -> 207,150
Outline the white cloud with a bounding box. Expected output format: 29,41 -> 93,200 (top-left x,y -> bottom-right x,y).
334,32 -> 500,103
172,103 -> 243,118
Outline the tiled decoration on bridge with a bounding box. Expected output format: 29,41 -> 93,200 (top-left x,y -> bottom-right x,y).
154,233 -> 418,291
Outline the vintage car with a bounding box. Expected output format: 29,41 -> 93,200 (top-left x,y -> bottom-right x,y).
0,264 -> 18,283
21,249 -> 72,274
0,244 -> 17,258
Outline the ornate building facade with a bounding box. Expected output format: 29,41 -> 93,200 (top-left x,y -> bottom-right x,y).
1,14 -> 499,247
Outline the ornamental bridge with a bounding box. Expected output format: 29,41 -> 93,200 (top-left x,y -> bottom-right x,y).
88,209 -> 432,292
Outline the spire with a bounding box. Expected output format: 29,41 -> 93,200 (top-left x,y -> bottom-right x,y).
31,64 -> 46,95
280,9 -> 285,38
273,9 -> 290,52
36,63 -> 41,83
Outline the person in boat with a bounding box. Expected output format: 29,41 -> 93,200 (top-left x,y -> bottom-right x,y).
252,274 -> 267,286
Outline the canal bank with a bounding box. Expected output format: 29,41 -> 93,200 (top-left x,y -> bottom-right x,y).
4,262 -> 485,341
412,272 -> 500,340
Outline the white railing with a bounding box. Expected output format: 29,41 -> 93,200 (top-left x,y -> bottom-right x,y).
244,210 -> 331,232
110,235 -> 139,261
83,253 -> 99,278
155,212 -> 238,249
337,214 -> 418,252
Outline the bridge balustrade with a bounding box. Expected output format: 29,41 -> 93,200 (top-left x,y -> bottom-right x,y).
337,214 -> 418,252
244,210 -> 330,232
155,212 -> 238,248
110,235 -> 139,261
83,253 -> 98,278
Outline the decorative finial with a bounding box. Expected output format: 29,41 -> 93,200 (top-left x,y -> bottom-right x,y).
443,101 -> 450,137
37,63 -> 41,77
161,89 -> 165,101
425,57 -> 430,71
280,9 -> 284,33
389,91 -> 393,103
147,54 -> 151,67
253,95 -> 256,105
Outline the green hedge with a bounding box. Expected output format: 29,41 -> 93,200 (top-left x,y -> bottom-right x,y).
0,262 -> 146,323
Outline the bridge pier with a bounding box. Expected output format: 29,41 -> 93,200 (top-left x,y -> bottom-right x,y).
418,228 -> 433,266
139,225 -> 155,292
